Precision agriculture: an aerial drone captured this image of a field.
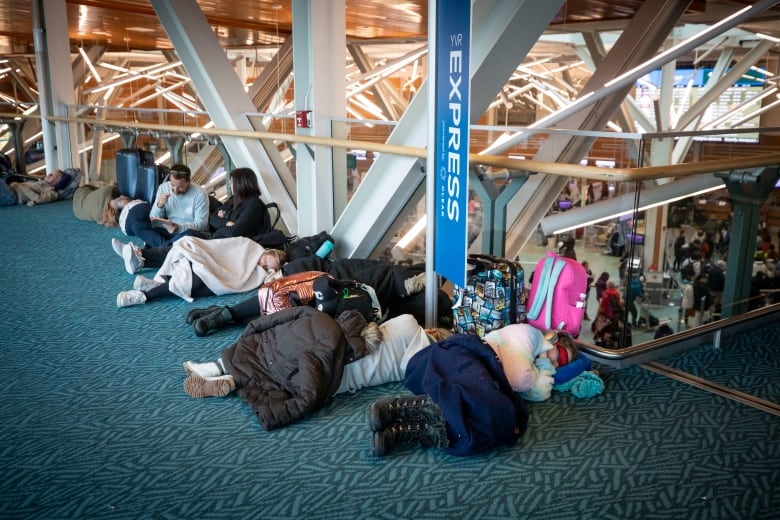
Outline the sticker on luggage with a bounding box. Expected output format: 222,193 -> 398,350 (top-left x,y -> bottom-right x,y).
452,254 -> 525,336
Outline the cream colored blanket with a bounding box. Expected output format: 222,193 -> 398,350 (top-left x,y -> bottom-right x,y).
154,236 -> 272,302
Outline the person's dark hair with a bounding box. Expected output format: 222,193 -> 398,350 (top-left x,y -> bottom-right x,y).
229,167 -> 261,206
53,172 -> 72,191
169,163 -> 191,180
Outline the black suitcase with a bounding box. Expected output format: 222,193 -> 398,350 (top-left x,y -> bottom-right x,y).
452,253 -> 526,336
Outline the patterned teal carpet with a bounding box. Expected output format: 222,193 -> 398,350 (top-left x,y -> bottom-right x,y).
1,200 -> 778,519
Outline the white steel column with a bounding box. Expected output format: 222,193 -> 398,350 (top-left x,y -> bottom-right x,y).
32,0 -> 77,171
499,0 -> 702,256
292,0 -> 347,235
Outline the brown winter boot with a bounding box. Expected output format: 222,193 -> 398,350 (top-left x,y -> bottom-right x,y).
183,374 -> 236,398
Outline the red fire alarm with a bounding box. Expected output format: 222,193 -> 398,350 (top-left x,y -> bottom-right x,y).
295,110 -> 312,128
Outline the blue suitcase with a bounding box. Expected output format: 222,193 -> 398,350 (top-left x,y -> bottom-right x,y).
116,148 -> 166,204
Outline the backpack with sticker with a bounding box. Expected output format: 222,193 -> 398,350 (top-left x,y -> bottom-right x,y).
313,275 -> 382,323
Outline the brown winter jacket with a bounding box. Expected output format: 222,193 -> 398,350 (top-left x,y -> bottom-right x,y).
221,305 -> 371,431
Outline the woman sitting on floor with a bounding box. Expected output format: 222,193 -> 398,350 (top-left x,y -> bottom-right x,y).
202,166 -> 273,240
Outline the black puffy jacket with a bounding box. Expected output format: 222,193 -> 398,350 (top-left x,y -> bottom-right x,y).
221,306 -> 370,431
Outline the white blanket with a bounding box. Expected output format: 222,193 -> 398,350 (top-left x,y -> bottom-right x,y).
153,236 -> 271,302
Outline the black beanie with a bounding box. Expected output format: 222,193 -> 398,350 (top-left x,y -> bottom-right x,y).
313,275 -> 339,316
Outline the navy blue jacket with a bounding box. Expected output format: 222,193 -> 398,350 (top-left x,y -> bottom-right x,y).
405,334 -> 529,456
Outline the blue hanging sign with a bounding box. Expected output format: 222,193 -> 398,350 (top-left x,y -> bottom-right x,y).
433,0 -> 471,288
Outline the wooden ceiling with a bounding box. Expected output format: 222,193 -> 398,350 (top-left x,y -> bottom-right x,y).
0,0 -> 777,118
1,0 -> 756,56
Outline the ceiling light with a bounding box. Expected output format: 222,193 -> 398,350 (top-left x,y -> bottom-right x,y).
396,215 -> 426,250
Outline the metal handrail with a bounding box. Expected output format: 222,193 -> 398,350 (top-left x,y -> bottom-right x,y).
575,302 -> 780,368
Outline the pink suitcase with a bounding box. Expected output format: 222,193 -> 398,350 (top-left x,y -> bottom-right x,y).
526,251 -> 587,338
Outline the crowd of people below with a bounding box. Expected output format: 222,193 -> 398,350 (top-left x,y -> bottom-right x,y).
673,221 -> 780,316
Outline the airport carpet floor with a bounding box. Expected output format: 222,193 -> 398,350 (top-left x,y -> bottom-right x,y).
1,200 -> 778,519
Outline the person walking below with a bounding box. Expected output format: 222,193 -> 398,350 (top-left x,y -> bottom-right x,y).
626,275 -> 645,327
673,229 -> 687,272
594,271 -> 610,302
582,261 -> 594,321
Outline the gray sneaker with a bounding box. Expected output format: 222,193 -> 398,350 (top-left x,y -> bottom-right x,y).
183,374 -> 236,398
111,238 -> 125,258
122,243 -> 144,274
116,289 -> 147,308
133,275 -> 161,292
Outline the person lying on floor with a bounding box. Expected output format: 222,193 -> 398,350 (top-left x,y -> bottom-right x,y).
483,324 -> 580,402
72,183 -> 130,227
367,331 -> 529,458
104,195 -> 171,253
115,234 -> 286,308
0,169 -> 72,207
186,256 -> 454,336
180,305 -> 449,431
115,239 -> 426,300
366,325 -> 580,457
181,257 -> 438,336
280,255 -> 456,327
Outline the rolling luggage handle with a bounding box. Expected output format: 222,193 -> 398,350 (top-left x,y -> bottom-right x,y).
526,255 -> 568,331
